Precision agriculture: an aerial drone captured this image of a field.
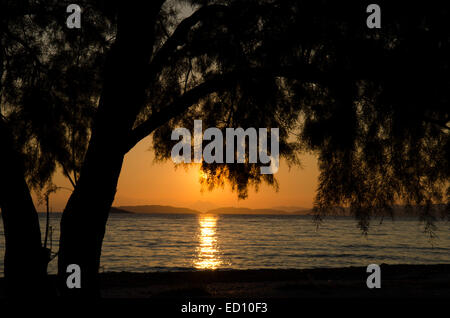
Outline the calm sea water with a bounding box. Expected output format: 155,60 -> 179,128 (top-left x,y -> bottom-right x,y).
0,213 -> 449,275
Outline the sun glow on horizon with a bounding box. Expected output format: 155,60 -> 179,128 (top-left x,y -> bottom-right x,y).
41,136 -> 319,211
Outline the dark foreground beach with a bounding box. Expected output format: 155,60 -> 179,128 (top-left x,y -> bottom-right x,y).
2,264 -> 447,299
98,264 -> 450,299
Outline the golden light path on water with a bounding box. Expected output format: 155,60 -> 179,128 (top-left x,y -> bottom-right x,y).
194,214 -> 222,269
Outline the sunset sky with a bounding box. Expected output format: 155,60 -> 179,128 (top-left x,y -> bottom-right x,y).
29,4 -> 319,212
37,136 -> 319,212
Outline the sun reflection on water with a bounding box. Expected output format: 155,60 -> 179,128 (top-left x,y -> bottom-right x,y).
194,214 -> 222,269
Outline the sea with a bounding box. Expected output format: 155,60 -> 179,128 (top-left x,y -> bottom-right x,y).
0,213 -> 449,275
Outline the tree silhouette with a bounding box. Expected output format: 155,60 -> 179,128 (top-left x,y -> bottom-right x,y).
0,0 -> 449,297
0,0 -> 111,295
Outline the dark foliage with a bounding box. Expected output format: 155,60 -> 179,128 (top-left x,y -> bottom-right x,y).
1,0 -> 449,236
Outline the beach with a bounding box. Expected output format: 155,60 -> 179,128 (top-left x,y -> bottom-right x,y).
2,264 -> 447,299
98,264 -> 450,299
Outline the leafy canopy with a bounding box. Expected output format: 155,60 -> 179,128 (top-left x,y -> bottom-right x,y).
1,0 -> 448,232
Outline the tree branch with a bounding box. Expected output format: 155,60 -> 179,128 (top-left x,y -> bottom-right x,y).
125,73 -> 233,152
125,64 -> 324,152
145,4 -> 230,85
61,165 -> 76,189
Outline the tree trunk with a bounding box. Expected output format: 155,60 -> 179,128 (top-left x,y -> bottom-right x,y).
0,119 -> 51,297
57,145 -> 125,296
57,2 -> 163,297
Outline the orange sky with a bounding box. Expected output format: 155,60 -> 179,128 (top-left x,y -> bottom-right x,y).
31,5 -> 320,212
37,136 -> 319,212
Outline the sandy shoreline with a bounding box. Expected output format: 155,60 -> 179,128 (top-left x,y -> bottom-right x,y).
0,264 -> 449,299
97,264 -> 450,298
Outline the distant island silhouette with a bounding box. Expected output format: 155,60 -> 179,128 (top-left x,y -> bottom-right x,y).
106,204 -> 447,217
207,207 -> 311,215
112,205 -> 312,215
115,205 -> 200,215
30,204 -> 445,217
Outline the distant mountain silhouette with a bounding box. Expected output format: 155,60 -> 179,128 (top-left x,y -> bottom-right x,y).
110,207 -> 132,214
31,204 -> 444,216
272,206 -> 310,212
112,205 -> 312,215
117,205 -> 200,214
111,204 -> 446,216
188,200 -> 218,212
206,207 -> 312,215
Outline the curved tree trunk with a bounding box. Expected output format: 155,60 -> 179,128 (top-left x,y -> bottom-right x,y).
57,2 -> 163,297
0,119 -> 51,297
57,145 -> 125,296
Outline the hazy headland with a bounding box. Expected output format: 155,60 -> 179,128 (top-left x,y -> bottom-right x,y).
111,205 -> 312,215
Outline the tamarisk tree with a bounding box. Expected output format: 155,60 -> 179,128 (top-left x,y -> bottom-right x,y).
0,0 -> 448,297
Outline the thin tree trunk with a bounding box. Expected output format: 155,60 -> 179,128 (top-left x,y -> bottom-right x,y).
57,2 -> 163,297
0,118 -> 51,297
